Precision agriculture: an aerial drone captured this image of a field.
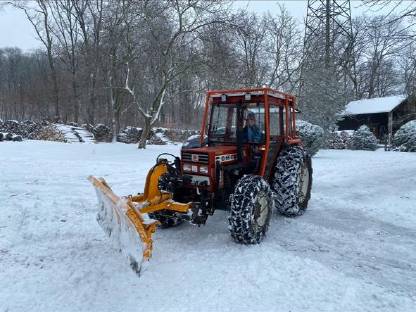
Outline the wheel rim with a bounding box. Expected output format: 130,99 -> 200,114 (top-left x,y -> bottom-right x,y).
254,191 -> 269,228
299,163 -> 309,203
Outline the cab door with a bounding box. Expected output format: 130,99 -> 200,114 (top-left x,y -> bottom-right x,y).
264,104 -> 284,179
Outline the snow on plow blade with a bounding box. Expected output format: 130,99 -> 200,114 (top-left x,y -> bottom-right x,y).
88,176 -> 159,274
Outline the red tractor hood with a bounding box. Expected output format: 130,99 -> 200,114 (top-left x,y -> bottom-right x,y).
182,145 -> 237,156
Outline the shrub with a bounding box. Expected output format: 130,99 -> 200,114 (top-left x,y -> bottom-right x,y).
349,125 -> 378,151
296,120 -> 324,156
326,130 -> 353,149
393,120 -> 416,152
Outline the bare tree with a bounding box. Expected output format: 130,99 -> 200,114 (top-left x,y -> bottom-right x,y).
121,0 -> 226,148
14,0 -> 60,119
363,1 -> 416,27
102,0 -> 133,141
233,12 -> 268,87
352,15 -> 406,98
4,0 -> 414,140
399,42 -> 416,96
264,7 -> 302,92
73,0 -> 104,124
49,0 -> 81,122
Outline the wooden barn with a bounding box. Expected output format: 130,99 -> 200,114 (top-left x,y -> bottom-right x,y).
337,95 -> 416,145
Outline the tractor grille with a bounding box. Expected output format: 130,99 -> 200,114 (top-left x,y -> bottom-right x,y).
182,152 -> 209,164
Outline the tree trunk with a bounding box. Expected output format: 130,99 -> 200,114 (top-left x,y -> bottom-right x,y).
325,0 -> 331,68
49,58 -> 60,120
72,73 -> 80,123
112,108 -> 121,143
87,71 -> 97,124
138,117 -> 151,149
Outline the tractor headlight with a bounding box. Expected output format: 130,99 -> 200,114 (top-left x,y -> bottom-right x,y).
183,163 -> 192,172
199,165 -> 209,174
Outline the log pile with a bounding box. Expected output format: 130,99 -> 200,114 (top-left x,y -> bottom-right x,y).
0,132 -> 22,142
0,119 -> 66,142
0,119 -> 200,145
117,126 -> 142,143
92,124 -> 112,142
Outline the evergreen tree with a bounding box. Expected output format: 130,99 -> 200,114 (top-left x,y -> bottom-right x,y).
349,125 -> 378,151
393,120 -> 416,152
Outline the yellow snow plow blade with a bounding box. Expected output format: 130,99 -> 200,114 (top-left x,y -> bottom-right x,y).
88,176 -> 159,273
88,160 -> 193,274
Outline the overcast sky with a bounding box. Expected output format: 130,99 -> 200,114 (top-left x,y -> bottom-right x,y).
0,0 -> 407,52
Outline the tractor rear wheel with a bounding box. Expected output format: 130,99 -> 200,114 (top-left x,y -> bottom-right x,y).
228,175 -> 273,244
272,145 -> 312,217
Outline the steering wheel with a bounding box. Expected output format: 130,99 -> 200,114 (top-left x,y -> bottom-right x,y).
156,153 -> 178,165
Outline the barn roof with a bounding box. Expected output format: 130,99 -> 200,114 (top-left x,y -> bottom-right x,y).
343,95 -> 406,115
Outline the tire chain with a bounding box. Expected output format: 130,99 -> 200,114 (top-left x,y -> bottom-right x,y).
272,145 -> 306,217
228,175 -> 273,244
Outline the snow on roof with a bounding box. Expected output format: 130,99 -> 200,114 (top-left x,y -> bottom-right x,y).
343,95 -> 406,115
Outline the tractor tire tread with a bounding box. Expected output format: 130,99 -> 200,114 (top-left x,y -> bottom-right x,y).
228,175 -> 273,244
272,145 -> 312,217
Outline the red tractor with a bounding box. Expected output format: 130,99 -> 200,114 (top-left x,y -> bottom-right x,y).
89,87 -> 312,272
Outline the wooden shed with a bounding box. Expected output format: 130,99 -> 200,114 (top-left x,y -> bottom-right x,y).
337,95 -> 416,145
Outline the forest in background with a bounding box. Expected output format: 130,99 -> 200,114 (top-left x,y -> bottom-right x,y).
0,0 -> 415,139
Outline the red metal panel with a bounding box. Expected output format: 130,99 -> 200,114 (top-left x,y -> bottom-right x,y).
285,97 -> 289,141
260,89 -> 269,176
200,95 -> 211,145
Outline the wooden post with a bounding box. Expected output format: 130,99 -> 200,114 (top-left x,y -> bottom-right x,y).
388,111 -> 393,149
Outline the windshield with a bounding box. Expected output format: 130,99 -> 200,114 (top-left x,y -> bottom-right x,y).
208,103 -> 266,143
209,104 -> 238,142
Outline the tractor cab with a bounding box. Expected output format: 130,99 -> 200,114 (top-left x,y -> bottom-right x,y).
181,88 -> 300,195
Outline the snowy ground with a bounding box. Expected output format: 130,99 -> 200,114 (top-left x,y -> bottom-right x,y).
1,141 -> 415,312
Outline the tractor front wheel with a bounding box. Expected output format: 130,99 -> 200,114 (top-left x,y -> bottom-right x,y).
228,175 -> 273,244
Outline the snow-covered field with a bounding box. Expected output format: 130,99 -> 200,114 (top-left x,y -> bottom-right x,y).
1,141 -> 415,312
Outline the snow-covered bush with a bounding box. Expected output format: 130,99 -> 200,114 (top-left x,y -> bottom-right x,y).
326,130 -> 353,149
296,120 -> 324,156
348,125 -> 378,151
393,120 -> 416,152
326,132 -> 343,149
